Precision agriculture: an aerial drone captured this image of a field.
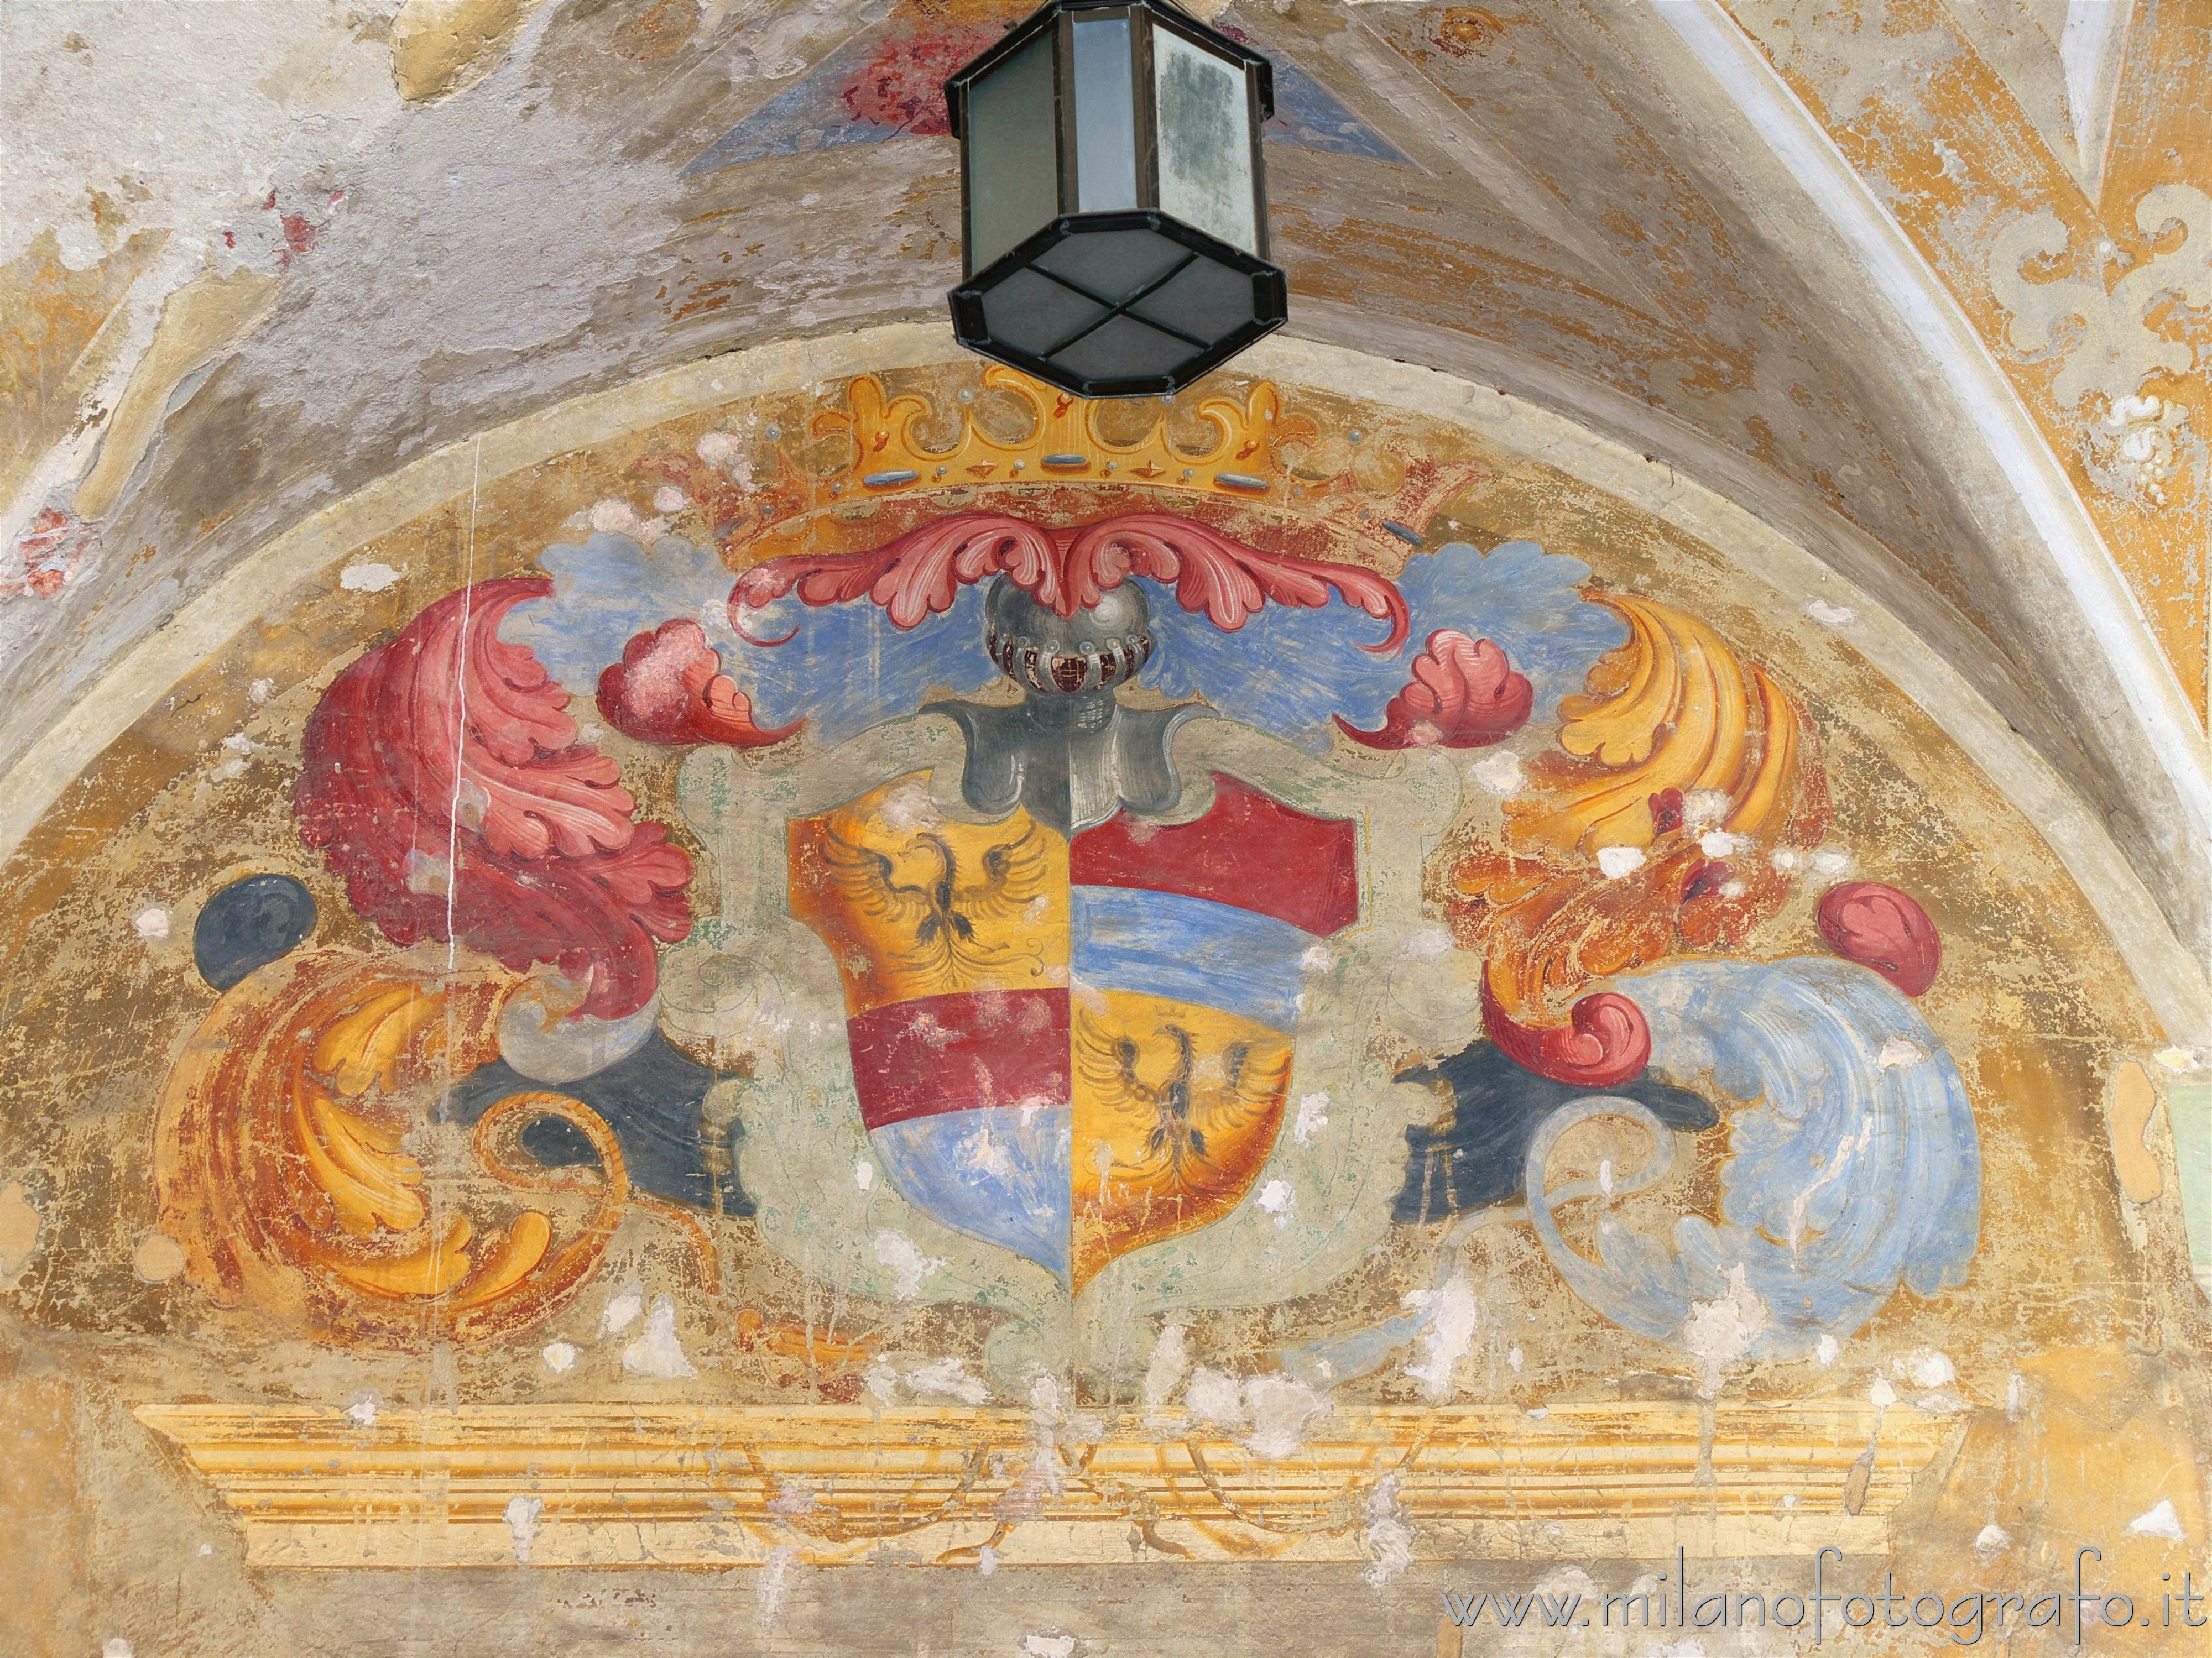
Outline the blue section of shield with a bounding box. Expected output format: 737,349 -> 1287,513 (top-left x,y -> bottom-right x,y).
870,1105 -> 1072,1282
1070,887 -> 1311,1033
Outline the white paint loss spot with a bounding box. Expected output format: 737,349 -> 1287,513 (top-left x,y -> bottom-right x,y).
1257,1179 -> 1294,1226
345,1393 -> 378,1426
599,1280 -> 644,1336
587,499 -> 638,535
1804,598 -> 1856,626
1400,924 -> 1453,959
1021,1637 -> 1076,1658
978,1544 -> 1000,1575
2128,1499 -> 2185,1540
1878,1037 -> 1929,1069
339,561 -> 403,593
133,907 -> 170,940
247,677 -> 274,704
504,1494 -> 543,1563
1241,1374 -> 1333,1459
103,1643 -> 132,1658
1596,845 -> 1645,879
2154,1047 -> 2202,1072
1299,942 -> 1334,972
1699,829 -> 1747,857
1683,788 -> 1732,828
863,1362 -> 902,1405
1975,1523 -> 2012,1563
1402,1276 -> 1478,1403
542,1341 -> 577,1374
651,485 -> 687,514
875,1228 -> 945,1300
1771,846 -> 1802,873
2006,1373 -> 2025,1418
1816,1333 -> 1840,1366
1142,1324 -> 1191,1410
1469,749 -> 1523,795
1870,1377 -> 1898,1409
1812,848 -> 1853,876
622,1295 -> 697,1379
1361,1473 -> 1415,1587
854,1159 -> 874,1192
961,1123 -> 1017,1182
905,1357 -> 989,1404
1682,1263 -> 1767,1397
1508,1346 -> 1524,1373
757,1545 -> 799,1634
1183,1367 -> 1245,1430
1898,1350 -> 1955,1389
1293,1091 -> 1331,1146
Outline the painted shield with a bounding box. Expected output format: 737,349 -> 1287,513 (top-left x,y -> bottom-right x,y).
790,771 -> 1359,1288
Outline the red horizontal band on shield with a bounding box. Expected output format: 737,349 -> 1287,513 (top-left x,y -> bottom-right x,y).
1070,772 -> 1359,937
844,988 -> 1072,1130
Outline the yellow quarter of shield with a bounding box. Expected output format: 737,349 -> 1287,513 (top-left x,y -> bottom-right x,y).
789,772 -> 1070,1017
1071,990 -> 1292,1290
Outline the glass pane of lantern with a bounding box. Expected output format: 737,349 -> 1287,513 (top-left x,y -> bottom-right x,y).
1034,227 -> 1186,303
1152,28 -> 1256,255
980,266 -> 1109,356
965,32 -> 1060,274
1072,14 -> 1138,213
1128,252 -> 1253,343
1050,313 -> 1195,383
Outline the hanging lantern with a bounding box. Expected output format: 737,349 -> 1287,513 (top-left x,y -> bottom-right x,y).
944,0 -> 1286,400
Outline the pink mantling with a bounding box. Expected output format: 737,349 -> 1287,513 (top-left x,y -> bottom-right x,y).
1335,629 -> 1531,749
294,579 -> 692,1020
731,511 -> 1412,653
1817,881 -> 1942,997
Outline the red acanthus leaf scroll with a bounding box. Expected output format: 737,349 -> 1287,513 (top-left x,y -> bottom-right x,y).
1335,629 -> 1532,749
597,618 -> 800,747
1817,881 -> 1941,997
731,510 -> 1412,653
294,579 -> 693,1021
1481,976 -> 1653,1089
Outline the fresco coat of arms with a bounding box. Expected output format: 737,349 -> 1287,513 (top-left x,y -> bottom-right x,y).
130,367 -> 1991,1563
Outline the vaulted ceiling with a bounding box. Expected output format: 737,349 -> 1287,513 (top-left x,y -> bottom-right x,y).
4,0 -> 2205,956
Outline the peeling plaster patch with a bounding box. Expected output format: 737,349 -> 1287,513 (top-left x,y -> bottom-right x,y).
133,907 -> 170,940
541,1341 -> 576,1373
1402,1276 -> 1477,1403
598,1279 -> 644,1336
1360,1473 -> 1414,1587
1597,845 -> 1645,878
620,1294 -> 696,1379
131,1230 -> 185,1283
1975,1523 -> 2012,1563
1804,598 -> 1856,626
339,561 -> 404,593
875,1228 -> 945,1300
905,1357 -> 989,1405
1293,1091 -> 1331,1146
0,1181 -> 41,1281
1681,1263 -> 1766,1397
503,1494 -> 542,1563
1142,1324 -> 1191,1410
345,1393 -> 379,1426
1469,749 -> 1523,795
2128,1499 -> 2185,1541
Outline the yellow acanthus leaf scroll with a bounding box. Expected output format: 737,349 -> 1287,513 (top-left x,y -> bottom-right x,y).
153,950 -> 628,1348
1455,593 -> 1829,1023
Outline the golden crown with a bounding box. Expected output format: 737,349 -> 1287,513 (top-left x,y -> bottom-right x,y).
681,365 -> 1478,567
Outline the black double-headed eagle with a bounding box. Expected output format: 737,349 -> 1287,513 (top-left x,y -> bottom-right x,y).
1078,1016 -> 1290,1195
820,820 -> 1050,987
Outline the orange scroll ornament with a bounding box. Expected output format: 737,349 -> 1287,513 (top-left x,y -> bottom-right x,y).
1453,594 -> 1829,1077
153,949 -> 628,1348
